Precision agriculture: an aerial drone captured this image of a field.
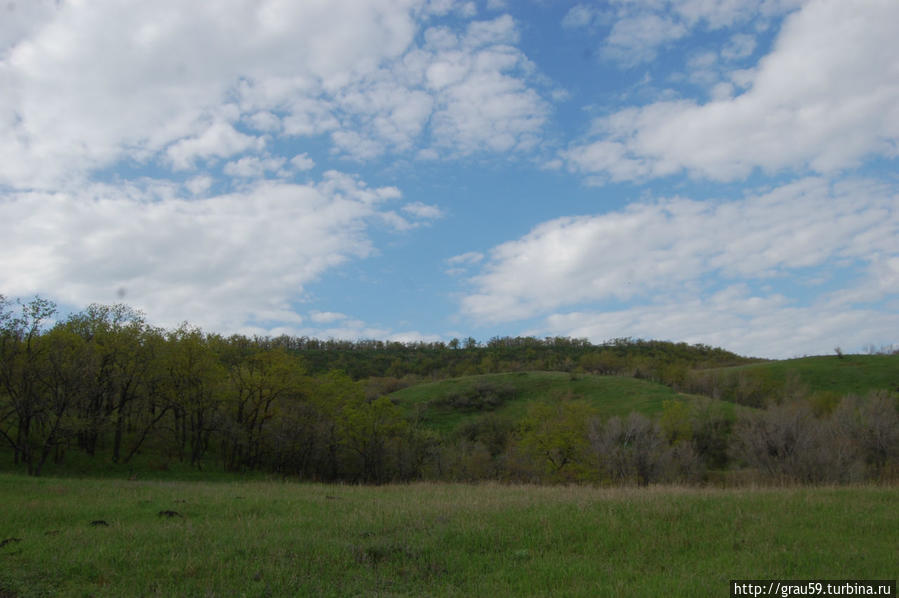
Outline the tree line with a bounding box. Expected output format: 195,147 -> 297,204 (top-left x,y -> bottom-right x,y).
1,296 -> 896,484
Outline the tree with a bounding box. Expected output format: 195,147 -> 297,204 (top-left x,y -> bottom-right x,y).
221,344 -> 305,470
62,304 -> 161,462
162,325 -> 225,466
339,395 -> 408,483
519,401 -> 596,482
730,401 -> 847,483
0,296 -> 58,474
831,392 -> 899,477
589,412 -> 701,485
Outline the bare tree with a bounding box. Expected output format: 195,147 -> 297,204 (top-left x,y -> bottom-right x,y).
730,401 -> 857,483
831,392 -> 899,477
589,413 -> 701,485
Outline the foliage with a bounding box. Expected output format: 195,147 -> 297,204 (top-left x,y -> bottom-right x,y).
1,296 -> 897,485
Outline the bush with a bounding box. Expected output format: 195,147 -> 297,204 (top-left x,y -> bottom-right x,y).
730,401 -> 857,483
831,391 -> 899,476
431,382 -> 515,412
589,413 -> 702,485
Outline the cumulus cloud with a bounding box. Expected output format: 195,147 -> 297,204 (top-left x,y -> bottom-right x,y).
0,0 -> 554,340
602,14 -> 688,65
539,297 -> 899,359
565,0 -> 899,181
0,1 -> 549,190
0,172 -> 408,333
223,155 -> 287,178
308,311 -> 349,325
565,0 -> 800,67
562,5 -> 601,29
401,201 -> 445,220
459,178 -> 898,356
721,33 -> 756,60
0,0 -> 419,188
289,153 -> 316,172
445,251 -> 484,276
379,200 -> 444,231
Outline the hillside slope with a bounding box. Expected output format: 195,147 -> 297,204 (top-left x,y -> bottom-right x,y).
390,371 -> 734,434
688,354 -> 899,406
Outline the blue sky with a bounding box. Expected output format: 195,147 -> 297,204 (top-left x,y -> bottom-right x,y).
1,0 -> 897,358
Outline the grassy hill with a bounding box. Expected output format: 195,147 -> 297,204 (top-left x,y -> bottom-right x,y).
390,371 -> 735,434
688,353 -> 899,407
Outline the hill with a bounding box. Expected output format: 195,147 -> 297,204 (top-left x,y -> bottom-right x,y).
686,353 -> 899,407
390,371 -> 736,435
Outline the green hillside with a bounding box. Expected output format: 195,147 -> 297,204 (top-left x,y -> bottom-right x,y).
390,371 -> 734,434
688,353 -> 899,407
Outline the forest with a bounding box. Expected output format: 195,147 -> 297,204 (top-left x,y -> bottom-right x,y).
1,295 -> 897,484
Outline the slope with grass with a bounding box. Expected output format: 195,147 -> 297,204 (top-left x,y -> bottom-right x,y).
390,371 -> 734,435
689,354 -> 899,406
0,474 -> 895,597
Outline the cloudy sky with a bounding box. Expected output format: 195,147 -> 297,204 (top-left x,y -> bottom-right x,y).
2,0 -> 897,358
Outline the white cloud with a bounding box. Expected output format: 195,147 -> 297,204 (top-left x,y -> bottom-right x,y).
0,172 -> 402,333
185,175 -> 213,196
566,0 -> 899,181
401,201 -> 444,220
0,0 -> 419,187
166,120 -> 264,171
578,0 -> 800,67
387,330 -> 444,343
459,178 -> 898,356
289,153 -> 316,172
539,298 -> 899,359
223,156 -> 287,178
447,251 -> 484,266
0,0 -> 58,55
445,250 -> 484,276
309,311 -> 348,324
721,33 -> 756,60
418,15 -> 548,155
602,14 -> 689,66
562,5 -> 600,29
670,0 -> 767,28
0,1 -> 548,190
380,200 -> 444,231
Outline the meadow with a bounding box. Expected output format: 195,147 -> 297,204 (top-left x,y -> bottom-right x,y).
1,474 -> 896,597
388,371 -> 732,434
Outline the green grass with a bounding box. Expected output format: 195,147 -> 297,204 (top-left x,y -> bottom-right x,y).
699,354 -> 899,400
0,474 -> 895,597
391,371 -> 728,434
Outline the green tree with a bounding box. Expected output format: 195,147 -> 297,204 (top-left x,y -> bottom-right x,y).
221,343 -> 305,470
519,400 -> 596,482
163,325 -> 225,466
340,395 -> 408,483
0,296 -> 58,474
62,304 -> 162,462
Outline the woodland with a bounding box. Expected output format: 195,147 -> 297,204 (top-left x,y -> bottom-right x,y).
2,295 -> 897,484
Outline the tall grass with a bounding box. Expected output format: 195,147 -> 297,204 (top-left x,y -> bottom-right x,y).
1,474 -> 895,597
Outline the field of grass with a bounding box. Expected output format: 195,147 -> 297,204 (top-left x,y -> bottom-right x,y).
391,371 -> 729,434
1,474 -> 895,597
698,354 -> 899,399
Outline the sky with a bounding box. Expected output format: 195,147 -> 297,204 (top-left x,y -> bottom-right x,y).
1,0 -> 897,359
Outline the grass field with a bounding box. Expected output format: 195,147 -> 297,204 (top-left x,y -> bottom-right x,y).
698,354 -> 899,398
1,474 -> 895,597
390,371 -> 731,434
